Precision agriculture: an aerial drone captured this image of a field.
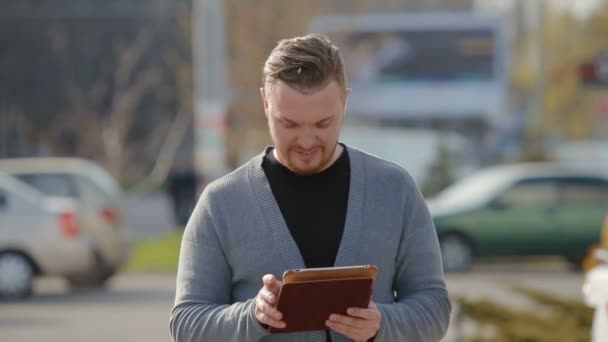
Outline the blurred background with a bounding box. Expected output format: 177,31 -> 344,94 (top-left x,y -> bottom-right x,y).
1,0 -> 608,341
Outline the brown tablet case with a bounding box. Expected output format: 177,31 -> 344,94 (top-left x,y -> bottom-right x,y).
268,265 -> 377,334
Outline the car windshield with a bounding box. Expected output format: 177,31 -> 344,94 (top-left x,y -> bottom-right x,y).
432,168 -> 514,209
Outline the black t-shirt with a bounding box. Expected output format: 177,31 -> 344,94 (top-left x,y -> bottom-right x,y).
262,145 -> 350,268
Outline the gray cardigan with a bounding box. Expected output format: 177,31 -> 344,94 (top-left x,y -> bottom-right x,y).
170,146 -> 451,342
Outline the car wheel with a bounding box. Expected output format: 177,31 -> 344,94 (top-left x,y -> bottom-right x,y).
67,274 -> 109,290
440,234 -> 474,273
0,252 -> 34,300
67,267 -> 115,290
565,256 -> 584,272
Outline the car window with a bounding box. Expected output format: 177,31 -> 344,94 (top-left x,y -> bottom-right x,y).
16,173 -> 79,198
0,185 -> 41,212
0,175 -> 45,207
76,175 -> 109,209
433,168 -> 514,208
560,178 -> 608,204
86,164 -> 122,198
497,178 -> 559,208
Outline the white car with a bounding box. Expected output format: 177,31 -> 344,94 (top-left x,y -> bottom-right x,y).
0,172 -> 97,299
583,216 -> 608,342
0,157 -> 131,287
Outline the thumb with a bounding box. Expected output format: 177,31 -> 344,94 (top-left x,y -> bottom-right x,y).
262,274 -> 282,291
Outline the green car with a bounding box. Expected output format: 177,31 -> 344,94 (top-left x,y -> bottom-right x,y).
428,163 -> 608,272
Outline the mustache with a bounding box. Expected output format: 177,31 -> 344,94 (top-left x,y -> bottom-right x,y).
292,147 -> 322,152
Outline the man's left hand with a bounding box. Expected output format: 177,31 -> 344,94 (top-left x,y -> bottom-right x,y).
326,302 -> 381,342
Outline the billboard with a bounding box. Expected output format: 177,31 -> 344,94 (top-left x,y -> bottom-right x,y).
310,12 -> 510,124
338,29 -> 494,83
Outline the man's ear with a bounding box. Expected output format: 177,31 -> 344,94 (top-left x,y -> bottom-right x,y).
343,87 -> 352,115
260,86 -> 269,119
345,87 -> 352,101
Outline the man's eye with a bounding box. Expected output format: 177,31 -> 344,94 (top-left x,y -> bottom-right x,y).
283,122 -> 297,128
316,121 -> 331,128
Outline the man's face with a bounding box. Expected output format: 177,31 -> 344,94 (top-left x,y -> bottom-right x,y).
261,80 -> 350,175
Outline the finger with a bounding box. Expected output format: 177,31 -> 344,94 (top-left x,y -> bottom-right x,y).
346,307 -> 381,320
326,320 -> 366,340
256,296 -> 283,320
262,274 -> 278,286
328,314 -> 361,328
256,311 -> 286,329
259,287 -> 277,305
262,274 -> 282,292
329,313 -> 380,333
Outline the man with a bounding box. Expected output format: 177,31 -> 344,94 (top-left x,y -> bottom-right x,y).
170,34 -> 451,341
167,167 -> 200,226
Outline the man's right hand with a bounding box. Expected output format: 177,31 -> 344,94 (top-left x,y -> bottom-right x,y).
254,274 -> 286,329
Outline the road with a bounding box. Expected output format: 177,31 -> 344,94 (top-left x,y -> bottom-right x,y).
0,275 -> 175,342
0,265 -> 585,342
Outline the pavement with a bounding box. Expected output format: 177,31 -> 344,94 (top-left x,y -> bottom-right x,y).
0,263 -> 586,342
0,274 -> 176,342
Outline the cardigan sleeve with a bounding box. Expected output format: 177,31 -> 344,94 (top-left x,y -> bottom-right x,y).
373,176 -> 452,341
169,189 -> 268,342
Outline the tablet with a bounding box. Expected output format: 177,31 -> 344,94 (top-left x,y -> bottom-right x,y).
269,265 -> 378,334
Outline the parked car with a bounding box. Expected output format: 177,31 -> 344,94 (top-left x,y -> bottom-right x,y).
0,158 -> 131,287
428,163 -> 608,272
583,212 -> 608,342
0,172 -> 97,299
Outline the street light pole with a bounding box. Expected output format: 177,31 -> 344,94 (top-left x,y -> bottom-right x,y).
522,0 -> 546,159
192,0 -> 230,185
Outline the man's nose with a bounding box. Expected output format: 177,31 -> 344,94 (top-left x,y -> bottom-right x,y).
298,131 -> 316,150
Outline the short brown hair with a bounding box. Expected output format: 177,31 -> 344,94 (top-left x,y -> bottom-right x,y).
262,34 -> 347,93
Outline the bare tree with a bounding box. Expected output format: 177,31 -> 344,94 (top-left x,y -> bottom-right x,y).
48,25 -> 177,182
101,30 -> 164,177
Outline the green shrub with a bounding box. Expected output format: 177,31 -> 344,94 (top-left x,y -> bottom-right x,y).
125,230 -> 183,273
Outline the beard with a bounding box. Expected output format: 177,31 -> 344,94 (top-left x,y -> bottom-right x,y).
280,143 -> 338,176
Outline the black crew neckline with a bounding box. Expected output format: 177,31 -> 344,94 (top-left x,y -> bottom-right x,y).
261,143 -> 351,269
